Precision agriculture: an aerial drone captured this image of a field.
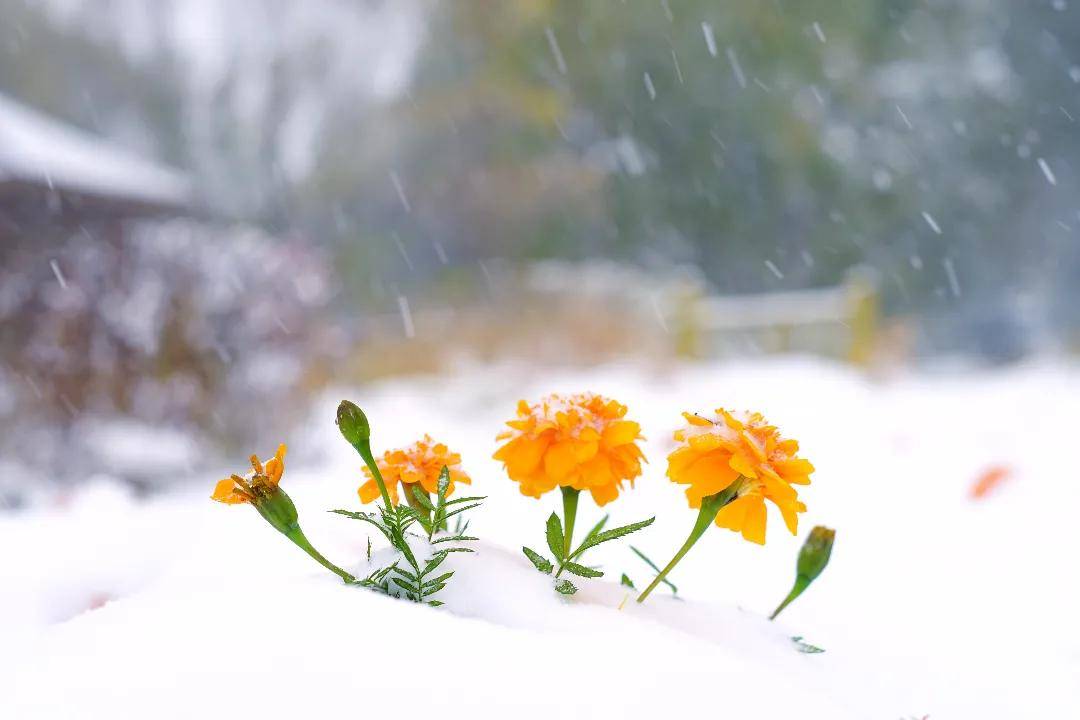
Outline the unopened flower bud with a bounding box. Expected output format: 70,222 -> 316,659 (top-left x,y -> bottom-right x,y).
770,525 -> 836,620
796,526 -> 835,583
336,400 -> 371,448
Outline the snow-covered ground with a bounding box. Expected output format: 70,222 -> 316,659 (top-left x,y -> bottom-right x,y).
1,357 -> 1078,718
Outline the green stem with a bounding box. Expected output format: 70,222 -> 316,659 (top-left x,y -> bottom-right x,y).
561,487 -> 580,560
355,440 -> 395,512
285,526 -> 356,584
637,480 -> 742,604
554,487 -> 580,578
769,575 -> 810,620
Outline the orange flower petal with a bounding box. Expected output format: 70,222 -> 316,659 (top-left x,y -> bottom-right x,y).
729,453 -> 758,479
211,477 -> 247,504
589,482 -> 619,506
543,440 -> 578,481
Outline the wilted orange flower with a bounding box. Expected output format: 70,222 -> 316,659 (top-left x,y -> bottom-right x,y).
493,393 -> 645,505
212,444 -> 287,504
358,435 -> 470,506
667,409 -> 812,544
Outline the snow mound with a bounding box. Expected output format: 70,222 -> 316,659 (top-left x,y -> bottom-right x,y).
3,539 -> 860,719
2,358 -> 1078,718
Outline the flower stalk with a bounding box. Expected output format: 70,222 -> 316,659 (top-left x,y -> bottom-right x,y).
284,525 -> 356,584
560,486 -> 580,561
210,443 -> 355,584
770,526 -> 835,620
337,400 -> 394,511
637,479 -> 743,603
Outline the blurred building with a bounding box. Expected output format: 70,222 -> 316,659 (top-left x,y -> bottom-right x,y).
0,91 -> 191,233
0,94 -> 333,502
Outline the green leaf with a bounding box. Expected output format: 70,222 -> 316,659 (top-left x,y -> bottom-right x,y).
424,551 -> 450,575
583,514 -> 610,543
791,636 -> 825,654
522,546 -> 554,574
562,562 -> 603,579
620,573 -> 636,589
391,566 -> 418,582
411,486 -> 435,511
391,577 -> 420,595
423,572 -> 454,587
571,516 -> 655,559
545,512 -> 564,559
442,503 -> 483,521
437,466 -> 451,503
395,536 -> 421,573
443,495 -> 487,506
630,545 -> 678,595
427,600 -> 445,607
422,582 -> 447,595
431,534 -> 478,544
398,506 -> 432,533
369,562 -> 397,583
331,509 -> 393,542
554,579 -> 577,595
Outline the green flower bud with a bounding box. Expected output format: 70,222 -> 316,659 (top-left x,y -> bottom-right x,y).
796,526 -> 835,583
770,525 -> 836,620
336,400 -> 371,448
253,484 -> 300,536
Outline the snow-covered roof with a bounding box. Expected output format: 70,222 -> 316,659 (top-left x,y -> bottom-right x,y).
0,92 -> 191,209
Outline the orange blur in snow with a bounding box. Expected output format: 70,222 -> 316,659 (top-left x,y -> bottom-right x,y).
969,465 -> 1012,500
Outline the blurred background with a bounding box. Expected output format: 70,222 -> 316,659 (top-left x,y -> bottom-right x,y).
2,0 -> 1080,503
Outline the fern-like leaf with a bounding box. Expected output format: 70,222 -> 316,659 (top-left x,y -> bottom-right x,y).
545,512 -> 564,560
562,562 -> 603,579
522,546 -> 554,574
554,579 -> 577,595
570,517 -> 655,559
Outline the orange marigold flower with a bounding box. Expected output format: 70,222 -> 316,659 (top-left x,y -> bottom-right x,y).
667,409 -> 813,544
493,393 -> 645,506
212,443 -> 287,505
358,435 -> 470,506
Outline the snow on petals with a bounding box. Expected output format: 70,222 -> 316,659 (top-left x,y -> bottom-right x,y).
667,410 -> 812,544
358,435 -> 470,506
493,392 -> 645,506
